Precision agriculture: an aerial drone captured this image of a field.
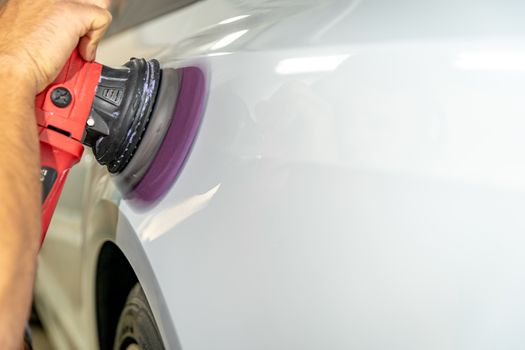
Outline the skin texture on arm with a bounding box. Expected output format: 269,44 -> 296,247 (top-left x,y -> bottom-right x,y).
0,60 -> 41,350
0,0 -> 111,348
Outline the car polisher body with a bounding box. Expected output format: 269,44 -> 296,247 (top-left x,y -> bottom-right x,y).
37,51 -> 178,241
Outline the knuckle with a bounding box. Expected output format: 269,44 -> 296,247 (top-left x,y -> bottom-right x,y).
90,4 -> 112,25
97,8 -> 112,25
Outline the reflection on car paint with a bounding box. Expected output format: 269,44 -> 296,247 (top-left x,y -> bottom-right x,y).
137,183 -> 221,242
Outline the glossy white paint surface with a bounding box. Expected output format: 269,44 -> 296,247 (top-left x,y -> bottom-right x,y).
37,0 -> 525,349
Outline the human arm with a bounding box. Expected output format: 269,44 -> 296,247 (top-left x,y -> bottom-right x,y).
0,0 -> 111,348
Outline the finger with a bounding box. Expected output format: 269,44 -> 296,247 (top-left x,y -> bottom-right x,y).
78,19 -> 111,61
64,3 -> 112,61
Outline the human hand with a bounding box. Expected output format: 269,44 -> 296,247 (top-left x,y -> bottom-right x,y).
0,0 -> 112,93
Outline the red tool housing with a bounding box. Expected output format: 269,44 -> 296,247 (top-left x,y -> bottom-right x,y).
36,51 -> 102,242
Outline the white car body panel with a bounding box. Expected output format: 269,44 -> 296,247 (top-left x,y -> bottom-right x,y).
36,0 -> 525,349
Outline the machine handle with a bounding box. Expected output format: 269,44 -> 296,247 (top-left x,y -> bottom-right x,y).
39,129 -> 84,242
35,51 -> 101,243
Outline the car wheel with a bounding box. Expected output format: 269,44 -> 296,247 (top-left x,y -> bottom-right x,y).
113,283 -> 165,350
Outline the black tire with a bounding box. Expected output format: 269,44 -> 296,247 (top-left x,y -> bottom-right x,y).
113,284 -> 165,350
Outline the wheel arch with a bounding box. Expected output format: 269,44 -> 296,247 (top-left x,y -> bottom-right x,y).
92,211 -> 182,350
95,241 -> 138,350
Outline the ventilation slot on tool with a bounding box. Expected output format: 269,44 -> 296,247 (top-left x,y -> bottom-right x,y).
47,125 -> 72,137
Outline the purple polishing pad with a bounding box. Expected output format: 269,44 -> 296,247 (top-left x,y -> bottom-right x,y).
126,66 -> 207,208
